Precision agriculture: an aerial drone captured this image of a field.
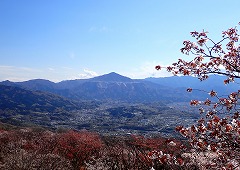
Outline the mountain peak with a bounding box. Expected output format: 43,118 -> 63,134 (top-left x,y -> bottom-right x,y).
90,72 -> 133,82
0,80 -> 16,86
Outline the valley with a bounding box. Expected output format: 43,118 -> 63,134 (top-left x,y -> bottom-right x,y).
0,72 -> 238,137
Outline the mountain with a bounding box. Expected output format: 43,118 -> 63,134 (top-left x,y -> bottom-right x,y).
0,79 -> 57,92
0,84 -> 82,113
1,73 -> 238,103
60,79 -> 181,102
17,79 -> 56,91
89,72 -> 133,82
145,75 -> 240,96
0,73 -> 179,102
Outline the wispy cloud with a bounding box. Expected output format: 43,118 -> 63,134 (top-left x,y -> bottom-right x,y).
48,67 -> 55,71
0,65 -> 99,82
0,66 -> 42,82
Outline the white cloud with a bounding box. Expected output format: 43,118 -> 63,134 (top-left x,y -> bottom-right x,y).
78,69 -> 98,79
123,61 -> 172,79
84,69 -> 98,77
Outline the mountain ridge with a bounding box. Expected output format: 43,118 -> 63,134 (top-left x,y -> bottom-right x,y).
1,72 -> 239,102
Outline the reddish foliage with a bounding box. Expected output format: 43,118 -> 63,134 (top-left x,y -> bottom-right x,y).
0,128 -> 73,169
56,130 -> 102,169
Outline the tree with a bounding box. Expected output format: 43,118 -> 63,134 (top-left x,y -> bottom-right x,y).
131,135 -> 191,169
0,128 -> 72,170
155,23 -> 240,169
56,130 -> 102,170
99,136 -> 150,170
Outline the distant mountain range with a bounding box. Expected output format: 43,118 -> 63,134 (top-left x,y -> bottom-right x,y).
1,72 -> 239,103
0,72 -> 239,134
145,75 -> 240,96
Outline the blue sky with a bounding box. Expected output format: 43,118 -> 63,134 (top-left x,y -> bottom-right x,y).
0,0 -> 240,82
